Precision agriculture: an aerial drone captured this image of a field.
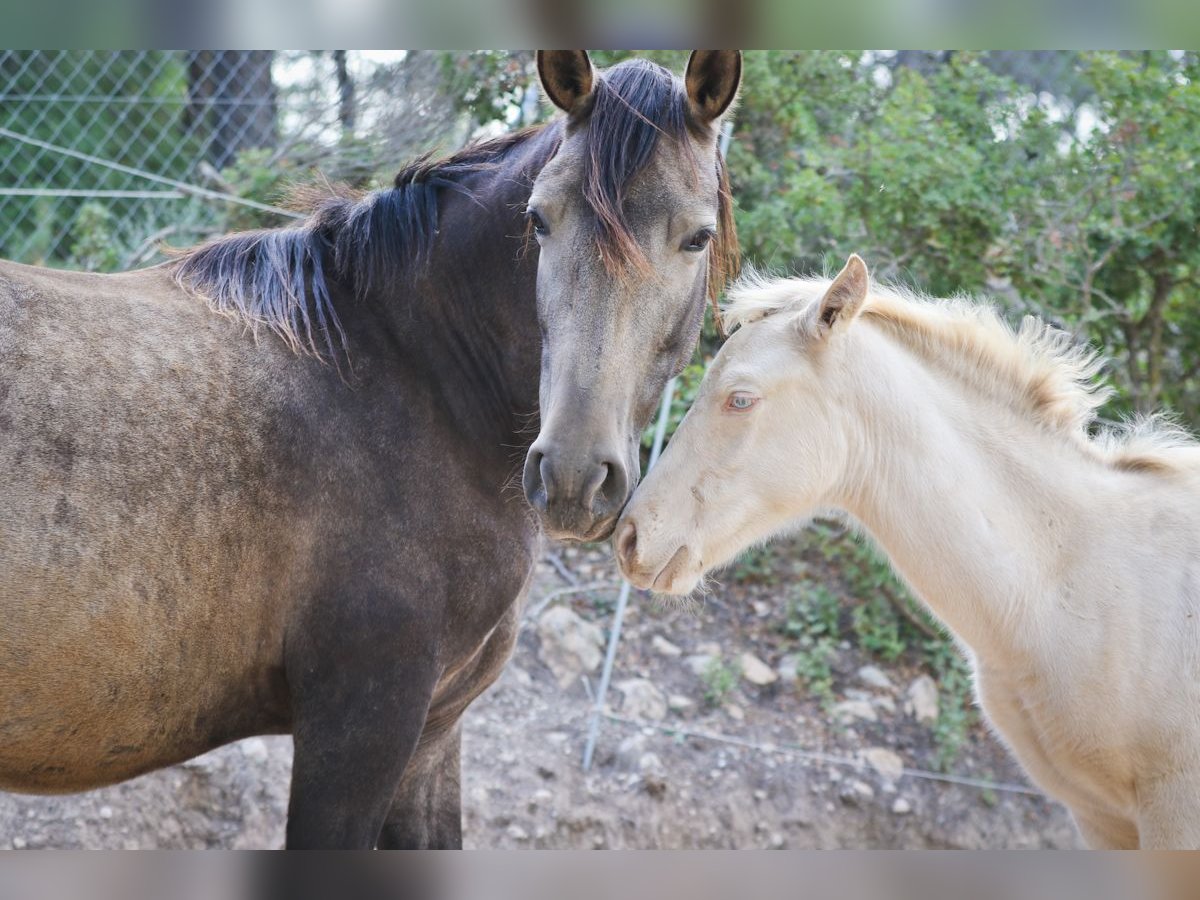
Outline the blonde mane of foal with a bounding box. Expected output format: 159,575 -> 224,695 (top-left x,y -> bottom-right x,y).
723,273 -> 1200,475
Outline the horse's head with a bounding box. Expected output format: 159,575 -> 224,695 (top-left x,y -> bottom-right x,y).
522,50 -> 741,542
615,256 -> 872,594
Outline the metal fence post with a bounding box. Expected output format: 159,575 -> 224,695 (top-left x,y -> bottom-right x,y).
581,375 -> 675,770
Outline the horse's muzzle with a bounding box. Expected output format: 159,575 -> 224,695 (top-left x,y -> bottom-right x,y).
522,442 -> 629,542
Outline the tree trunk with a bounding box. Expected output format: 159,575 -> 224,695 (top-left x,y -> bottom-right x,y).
187,51 -> 278,171
334,51 -> 356,136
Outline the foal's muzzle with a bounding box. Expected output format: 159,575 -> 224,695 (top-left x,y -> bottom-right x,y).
522,441 -> 630,541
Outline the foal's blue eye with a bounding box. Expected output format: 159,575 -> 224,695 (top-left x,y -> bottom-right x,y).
726,392 -> 759,412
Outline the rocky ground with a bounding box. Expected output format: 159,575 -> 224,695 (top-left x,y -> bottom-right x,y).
0,541 -> 1081,849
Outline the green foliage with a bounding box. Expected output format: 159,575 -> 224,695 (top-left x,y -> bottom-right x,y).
0,51 -> 206,266
851,596 -> 906,662
701,657 -> 738,707
730,543 -> 784,587
68,202 -> 120,272
777,584 -> 840,706
924,637 -> 978,771
218,148 -> 297,233
726,50 -> 1200,424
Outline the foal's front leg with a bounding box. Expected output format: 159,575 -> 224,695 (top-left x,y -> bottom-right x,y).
284,595 -> 441,849
1137,770 -> 1200,849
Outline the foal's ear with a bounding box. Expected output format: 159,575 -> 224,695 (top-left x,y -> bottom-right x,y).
816,254 -> 870,335
685,51 -> 742,126
537,51 -> 595,115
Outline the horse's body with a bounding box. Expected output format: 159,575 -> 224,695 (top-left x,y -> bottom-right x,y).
0,51 -> 742,848
617,256 -> 1200,848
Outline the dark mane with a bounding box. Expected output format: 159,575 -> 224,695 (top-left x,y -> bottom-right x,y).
171,58 -> 739,356
171,128 -> 545,357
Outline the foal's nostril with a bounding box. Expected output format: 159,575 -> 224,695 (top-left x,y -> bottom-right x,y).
615,519 -> 638,571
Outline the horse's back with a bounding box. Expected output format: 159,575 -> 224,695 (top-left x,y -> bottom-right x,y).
0,260 -> 296,792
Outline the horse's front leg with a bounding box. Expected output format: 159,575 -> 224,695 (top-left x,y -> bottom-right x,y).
377,598 -> 523,849
283,591 -> 441,850
377,722 -> 463,849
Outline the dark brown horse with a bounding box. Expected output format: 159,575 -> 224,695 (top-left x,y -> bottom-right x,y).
0,50 -> 740,848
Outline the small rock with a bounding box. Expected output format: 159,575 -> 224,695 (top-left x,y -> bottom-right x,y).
839,780 -> 875,806
862,747 -> 904,783
12,837 -> 26,849
892,798 -> 912,815
240,738 -> 269,763
651,635 -> 682,658
99,806 -> 113,820
752,600 -> 771,618
871,695 -> 897,716
753,789 -> 768,801
776,655 -> 800,683
638,752 -> 664,774
908,675 -> 940,724
616,734 -> 648,771
856,665 -> 895,691
684,654 -> 716,676
696,641 -> 722,657
832,700 -> 878,723
667,694 -> 695,713
725,703 -> 745,721
770,832 -> 785,848
844,688 -> 873,702
739,652 -> 778,686
506,824 -> 530,841
537,606 -> 604,688
616,678 -> 668,721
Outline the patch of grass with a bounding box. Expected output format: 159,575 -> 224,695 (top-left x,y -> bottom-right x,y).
924,637 -> 978,771
701,657 -> 738,707
777,585 -> 840,707
851,595 -> 906,661
729,542 -> 782,586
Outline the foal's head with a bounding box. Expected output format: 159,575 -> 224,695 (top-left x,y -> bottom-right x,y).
521,50 -> 741,542
615,255 -> 872,594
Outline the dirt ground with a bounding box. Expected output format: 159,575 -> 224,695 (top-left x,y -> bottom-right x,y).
0,542 -> 1081,849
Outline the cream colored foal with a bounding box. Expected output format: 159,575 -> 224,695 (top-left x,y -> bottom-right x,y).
616,255 -> 1200,849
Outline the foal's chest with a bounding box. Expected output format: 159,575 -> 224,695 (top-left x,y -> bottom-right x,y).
976,668 -> 1137,816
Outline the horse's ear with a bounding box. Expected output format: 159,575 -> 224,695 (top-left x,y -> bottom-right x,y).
537,51 -> 595,115
685,51 -> 742,126
816,254 -> 869,335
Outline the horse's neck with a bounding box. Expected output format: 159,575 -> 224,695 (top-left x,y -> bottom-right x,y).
837,329 -> 1104,662
366,133 -> 552,461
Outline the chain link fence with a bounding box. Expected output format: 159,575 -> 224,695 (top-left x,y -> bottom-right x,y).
2,50 -> 1098,273
0,50 -> 532,270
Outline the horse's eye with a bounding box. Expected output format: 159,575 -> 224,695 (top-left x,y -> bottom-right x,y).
684,228 -> 715,252
527,208 -> 549,237
725,391 -> 759,412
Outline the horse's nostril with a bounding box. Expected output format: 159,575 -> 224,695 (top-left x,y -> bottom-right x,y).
595,459 -> 628,512
615,519 -> 638,570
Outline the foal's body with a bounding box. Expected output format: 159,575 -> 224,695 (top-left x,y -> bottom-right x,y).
841,344 -> 1200,848
618,256 -> 1200,847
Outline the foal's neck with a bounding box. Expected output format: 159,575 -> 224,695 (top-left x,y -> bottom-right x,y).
836,328 -> 1102,661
